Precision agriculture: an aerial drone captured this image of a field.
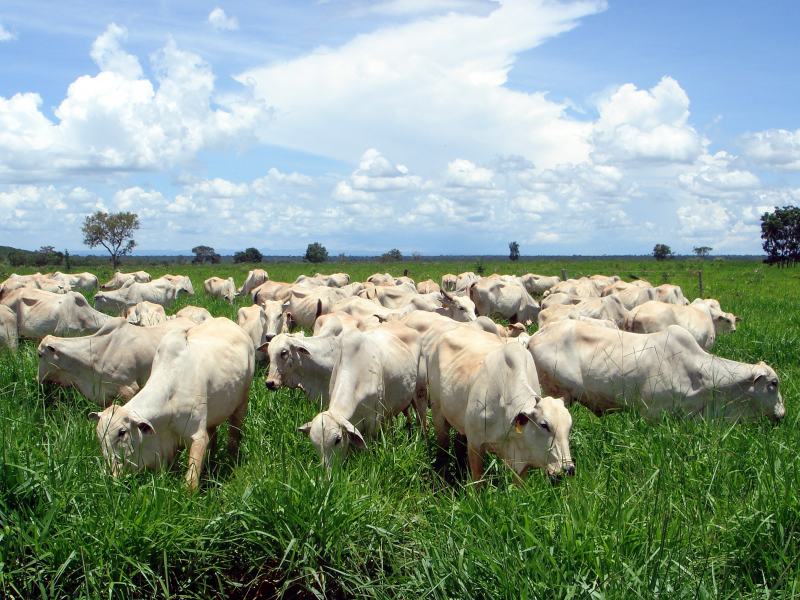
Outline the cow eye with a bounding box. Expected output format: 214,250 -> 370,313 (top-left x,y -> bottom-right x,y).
117,428 -> 127,438
539,421 -> 551,432
280,349 -> 289,359
334,435 -> 342,445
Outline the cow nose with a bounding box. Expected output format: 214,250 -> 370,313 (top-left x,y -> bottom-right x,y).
565,464 -> 576,477
265,334 -> 275,342
265,379 -> 278,391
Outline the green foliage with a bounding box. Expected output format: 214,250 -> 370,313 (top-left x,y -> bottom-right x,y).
653,243 -> 674,261
304,242 -> 328,263
381,248 -> 403,262
509,240 -> 520,261
191,245 -> 221,264
474,258 -> 485,275
693,245 -> 713,257
81,211 -> 140,268
1,259 -> 799,597
7,250 -> 28,267
761,205 -> 800,266
233,247 -> 263,263
33,245 -> 64,267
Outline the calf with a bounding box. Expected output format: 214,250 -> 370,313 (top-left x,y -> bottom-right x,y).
204,277 -> 236,303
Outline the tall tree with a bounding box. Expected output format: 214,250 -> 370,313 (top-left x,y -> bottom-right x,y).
82,211 -> 140,269
233,247 -> 263,263
761,206 -> 800,266
508,241 -> 520,261
304,242 -> 328,263
693,246 -> 712,257
652,243 -> 674,261
192,245 -> 221,264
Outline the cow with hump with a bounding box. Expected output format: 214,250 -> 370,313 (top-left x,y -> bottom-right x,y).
89,317 -> 255,490
298,324 -> 422,468
528,319 -> 784,422
2,288 -> 110,339
426,325 -> 574,483
204,276 -> 237,303
39,317 -> 196,404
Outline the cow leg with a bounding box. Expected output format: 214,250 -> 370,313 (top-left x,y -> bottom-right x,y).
467,442 -> 485,485
402,407 -> 414,436
207,426 -> 218,459
186,432 -> 209,491
431,405 -> 450,474
227,396 -> 249,461
412,383 -> 429,435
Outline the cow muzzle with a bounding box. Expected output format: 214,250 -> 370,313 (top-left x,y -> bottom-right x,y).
265,379 -> 279,391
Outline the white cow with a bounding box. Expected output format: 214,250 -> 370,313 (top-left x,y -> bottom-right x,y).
625,298 -> 737,349
537,295 -> 629,329
528,319 -> 784,422
53,272 -> 99,293
238,269 -> 269,297
441,274 -> 457,292
454,272 -> 479,294
518,274 -> 562,296
94,278 -> 180,314
252,281 -> 294,305
298,326 -> 420,467
609,283 -> 689,310
417,279 -> 441,294
0,305 -> 18,350
426,326 -> 574,482
161,274 -> 195,295
4,288 -> 110,339
124,301 -> 168,326
468,278 -> 540,324
173,306 -> 213,324
265,333 -> 341,405
237,305 -> 268,362
89,317 -> 255,490
38,317 -> 196,404
100,271 -> 151,291
204,277 -> 236,303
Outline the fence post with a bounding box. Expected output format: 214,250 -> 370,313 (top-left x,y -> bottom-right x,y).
560,268 -> 568,281
697,270 -> 704,298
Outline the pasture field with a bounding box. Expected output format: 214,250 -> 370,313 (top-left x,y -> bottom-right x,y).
1,258 -> 799,598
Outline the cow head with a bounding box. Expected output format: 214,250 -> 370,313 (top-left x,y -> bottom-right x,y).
89,404 -> 158,475
439,289 -> 477,322
750,362 -> 785,422
262,300 -> 287,342
265,334 -> 309,390
298,410 -> 366,469
506,395 -> 574,482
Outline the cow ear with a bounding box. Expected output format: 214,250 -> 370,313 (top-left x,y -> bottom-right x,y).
298,422 -> 312,435
296,345 -> 310,356
315,299 -> 323,319
753,373 -> 766,384
136,418 -> 156,435
88,412 -> 101,422
343,421 -> 366,449
257,342 -> 269,354
286,312 -> 296,330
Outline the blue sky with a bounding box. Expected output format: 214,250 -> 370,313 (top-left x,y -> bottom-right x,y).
1,0 -> 798,255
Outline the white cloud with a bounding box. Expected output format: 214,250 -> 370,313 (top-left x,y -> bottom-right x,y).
0,23 -> 16,42
592,77 -> 705,164
351,148 -> 421,190
678,151 -> 759,196
208,7 -> 239,31
356,0 -> 497,17
0,24 -> 267,182
446,158 -> 494,188
741,128 -> 800,170
237,0 -> 604,169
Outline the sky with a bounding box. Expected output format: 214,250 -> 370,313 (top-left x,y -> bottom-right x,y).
1,0 -> 798,256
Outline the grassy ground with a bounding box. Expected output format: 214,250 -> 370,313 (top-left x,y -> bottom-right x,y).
1,258 -> 798,598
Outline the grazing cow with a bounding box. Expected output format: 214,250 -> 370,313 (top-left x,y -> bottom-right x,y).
540,292 -> 582,310
546,278 -> 603,298
173,306 -> 213,324
528,319 -> 784,422
124,301 -> 167,326
265,333 -> 340,404
395,276 -> 416,288
53,272 -> 99,293
455,272 -> 479,294
441,273 -> 457,292
89,317 -> 255,490
204,277 -> 236,303
609,283 -> 689,310
38,317 -> 196,404
426,326 -> 574,482
518,274 -> 561,296
313,312 -> 379,337
295,273 -> 350,288
298,326 -> 420,467
602,280 -> 652,297
537,295 -> 629,329
237,305 -> 269,361
417,279 -> 441,294
161,274 -> 194,295
238,269 -> 269,297
252,281 -> 294,305
100,271 -> 151,291
367,272 -> 396,286
625,298 -> 737,349
94,278 -> 180,314
4,288 -> 110,339
0,273 -> 69,296
284,287 -> 353,329
468,278 -> 540,324
0,305 -> 18,350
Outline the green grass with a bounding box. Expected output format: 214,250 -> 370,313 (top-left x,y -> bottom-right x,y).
1,258 -> 799,598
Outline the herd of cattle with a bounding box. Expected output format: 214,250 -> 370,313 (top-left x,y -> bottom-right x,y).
0,267 -> 785,490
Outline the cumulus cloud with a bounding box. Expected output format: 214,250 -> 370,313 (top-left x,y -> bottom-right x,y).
0,24 -> 267,182
445,159 -> 494,188
678,151 -> 759,196
0,23 -> 16,42
592,77 -> 705,164
208,7 -> 239,31
351,148 -> 421,190
741,128 -> 800,170
237,0 -> 604,169
355,0 -> 497,17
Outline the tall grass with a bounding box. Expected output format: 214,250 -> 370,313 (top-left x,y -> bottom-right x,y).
0,259 -> 798,598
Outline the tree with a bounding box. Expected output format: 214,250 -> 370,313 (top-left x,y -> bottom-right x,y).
304,242 -> 328,263
192,245 -> 221,264
8,251 -> 27,267
653,244 -> 674,261
693,246 -> 712,257
381,248 -> 403,262
509,241 -> 520,261
761,206 -> 800,266
233,247 -> 263,263
82,211 -> 140,269
34,245 -> 64,267
64,249 -> 71,271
